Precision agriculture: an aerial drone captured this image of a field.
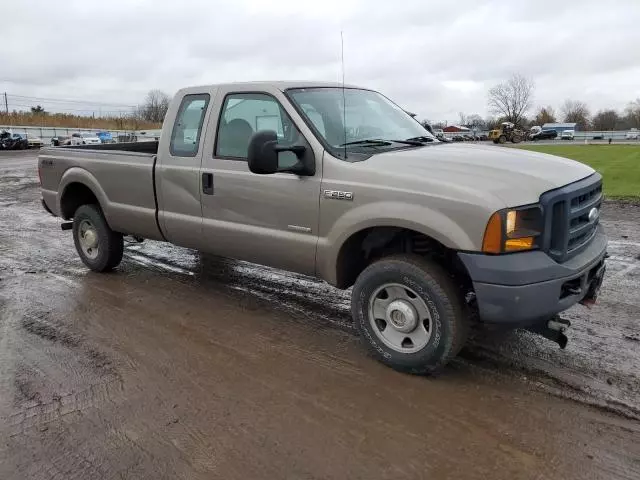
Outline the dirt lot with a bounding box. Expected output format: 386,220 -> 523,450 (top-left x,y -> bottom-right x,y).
1,150 -> 639,479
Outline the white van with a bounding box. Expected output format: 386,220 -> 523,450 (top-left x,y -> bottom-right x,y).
561,130 -> 575,140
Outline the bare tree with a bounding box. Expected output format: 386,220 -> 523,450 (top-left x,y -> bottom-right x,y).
466,114 -> 485,130
139,90 -> 171,123
487,74 -> 534,126
458,112 -> 467,126
624,98 -> 640,129
533,106 -> 556,126
592,109 -> 620,131
561,100 -> 590,130
484,116 -> 499,130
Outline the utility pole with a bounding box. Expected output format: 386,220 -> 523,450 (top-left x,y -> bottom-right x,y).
3,92 -> 8,114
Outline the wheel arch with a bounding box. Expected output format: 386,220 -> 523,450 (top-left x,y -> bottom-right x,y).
58,168 -> 109,220
323,217 -> 474,290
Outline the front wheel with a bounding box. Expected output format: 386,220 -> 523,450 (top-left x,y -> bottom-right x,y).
351,255 -> 468,375
72,204 -> 123,272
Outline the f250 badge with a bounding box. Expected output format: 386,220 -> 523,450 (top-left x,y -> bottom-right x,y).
323,190 -> 353,201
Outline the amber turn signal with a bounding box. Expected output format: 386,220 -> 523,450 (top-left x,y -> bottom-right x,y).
505,237 -> 535,251
482,212 -> 503,253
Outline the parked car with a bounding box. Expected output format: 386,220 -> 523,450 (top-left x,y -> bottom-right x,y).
0,131 -> 29,150
51,135 -> 71,146
432,129 -> 452,142
626,130 -> 639,140
96,131 -> 114,143
26,134 -> 44,148
591,134 -> 605,140
70,132 -> 102,146
530,129 -> 558,141
39,80 -> 607,374
561,130 -> 575,140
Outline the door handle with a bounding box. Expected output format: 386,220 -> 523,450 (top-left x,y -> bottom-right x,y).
202,172 -> 214,195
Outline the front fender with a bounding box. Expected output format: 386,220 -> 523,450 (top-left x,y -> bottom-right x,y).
317,201 -> 477,285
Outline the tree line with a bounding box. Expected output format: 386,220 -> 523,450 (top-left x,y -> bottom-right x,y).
430,74 -> 640,132
1,90 -> 171,130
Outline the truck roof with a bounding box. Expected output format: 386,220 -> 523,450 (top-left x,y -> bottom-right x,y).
178,80 -> 364,93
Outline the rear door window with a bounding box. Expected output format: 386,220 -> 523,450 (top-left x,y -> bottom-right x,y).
170,94 -> 210,157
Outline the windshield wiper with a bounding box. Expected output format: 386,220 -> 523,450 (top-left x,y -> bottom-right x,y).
339,139 -> 393,147
339,138 -> 434,148
404,136 -> 436,143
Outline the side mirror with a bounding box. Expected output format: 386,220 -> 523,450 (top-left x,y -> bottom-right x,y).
247,130 -> 279,174
247,130 -> 309,175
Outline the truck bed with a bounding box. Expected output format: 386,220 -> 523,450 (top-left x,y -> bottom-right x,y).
39,144 -> 163,241
59,141 -> 159,154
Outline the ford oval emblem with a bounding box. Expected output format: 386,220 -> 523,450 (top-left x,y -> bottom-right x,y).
588,207 -> 599,223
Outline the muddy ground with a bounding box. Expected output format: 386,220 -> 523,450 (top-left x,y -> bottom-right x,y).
0,150 -> 638,479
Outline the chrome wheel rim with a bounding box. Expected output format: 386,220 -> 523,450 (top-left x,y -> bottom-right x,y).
78,220 -> 99,260
368,283 -> 433,353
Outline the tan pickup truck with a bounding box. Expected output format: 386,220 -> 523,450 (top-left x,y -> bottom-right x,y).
39,81 -> 607,373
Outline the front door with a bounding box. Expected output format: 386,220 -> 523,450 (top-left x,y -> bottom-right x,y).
200,89 -> 321,276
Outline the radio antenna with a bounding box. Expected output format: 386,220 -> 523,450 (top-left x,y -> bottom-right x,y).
341,31 -> 347,160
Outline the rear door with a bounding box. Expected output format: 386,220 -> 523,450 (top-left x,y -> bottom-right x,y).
156,88 -> 215,249
199,85 -> 322,276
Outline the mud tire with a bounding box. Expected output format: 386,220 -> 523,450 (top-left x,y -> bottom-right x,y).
351,255 -> 469,375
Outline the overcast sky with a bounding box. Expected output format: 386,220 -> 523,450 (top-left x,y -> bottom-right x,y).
2,0 -> 640,123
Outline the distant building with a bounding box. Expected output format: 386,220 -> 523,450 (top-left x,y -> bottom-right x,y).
542,122 -> 578,133
443,125 -> 471,133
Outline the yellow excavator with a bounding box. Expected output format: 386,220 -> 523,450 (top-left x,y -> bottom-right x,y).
488,122 -> 524,144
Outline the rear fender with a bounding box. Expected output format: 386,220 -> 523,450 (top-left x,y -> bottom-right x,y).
58,167 -> 110,219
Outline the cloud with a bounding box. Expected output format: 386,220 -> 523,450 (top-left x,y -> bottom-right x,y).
2,0 -> 639,122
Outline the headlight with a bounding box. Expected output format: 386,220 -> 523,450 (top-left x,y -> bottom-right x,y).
482,205 -> 543,253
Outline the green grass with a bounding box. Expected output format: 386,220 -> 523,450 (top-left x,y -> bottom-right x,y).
517,145 -> 640,199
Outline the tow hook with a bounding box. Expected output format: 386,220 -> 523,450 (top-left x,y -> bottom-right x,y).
527,316 -> 571,349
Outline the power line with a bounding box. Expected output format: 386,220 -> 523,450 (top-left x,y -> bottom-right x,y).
7,93 -> 136,108
5,103 -> 134,115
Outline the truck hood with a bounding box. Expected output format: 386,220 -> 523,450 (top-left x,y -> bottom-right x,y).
364,143 -> 595,207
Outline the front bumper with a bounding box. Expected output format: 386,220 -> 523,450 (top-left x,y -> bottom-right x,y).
458,225 -> 607,326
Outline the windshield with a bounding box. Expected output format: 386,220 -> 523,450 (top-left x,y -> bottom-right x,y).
287,87 -> 435,155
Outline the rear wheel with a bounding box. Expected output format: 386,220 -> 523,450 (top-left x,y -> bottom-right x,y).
511,134 -> 522,144
498,135 -> 507,144
351,255 -> 468,375
72,204 -> 123,272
